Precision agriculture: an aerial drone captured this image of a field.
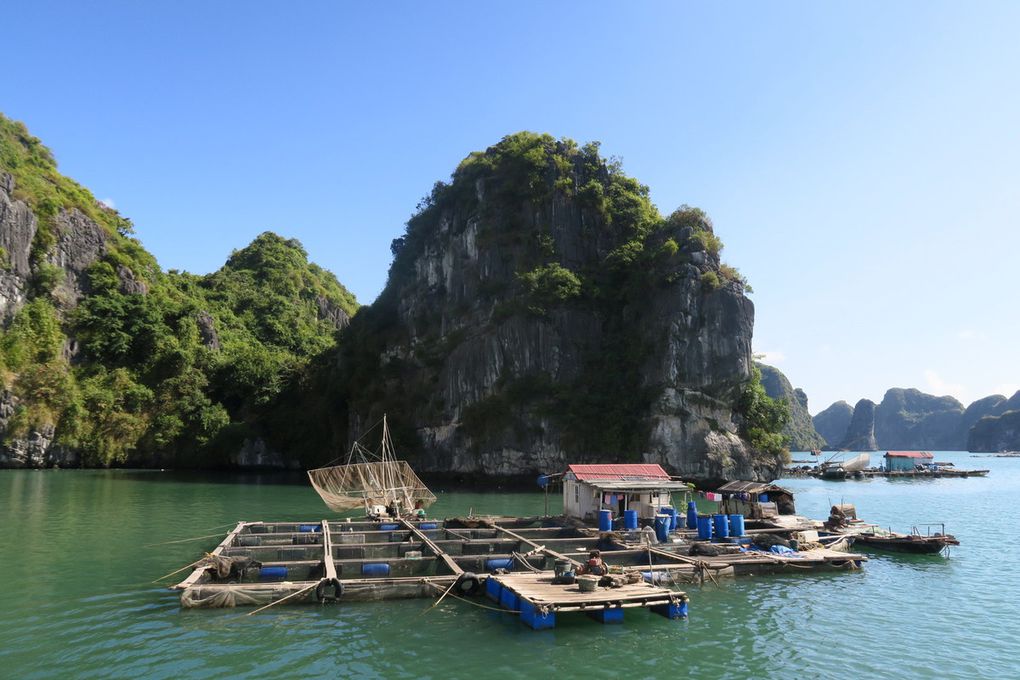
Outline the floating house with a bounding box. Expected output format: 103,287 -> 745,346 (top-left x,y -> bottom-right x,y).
884,451 -> 933,472
561,464 -> 689,521
715,480 -> 797,518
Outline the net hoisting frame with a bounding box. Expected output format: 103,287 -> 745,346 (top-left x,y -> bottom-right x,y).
306,415 -> 436,513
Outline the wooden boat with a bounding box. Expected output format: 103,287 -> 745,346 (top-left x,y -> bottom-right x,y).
818,453 -> 869,480
851,531 -> 959,554
838,522 -> 959,555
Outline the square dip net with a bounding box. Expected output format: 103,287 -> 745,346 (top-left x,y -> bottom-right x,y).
307,416 -> 436,513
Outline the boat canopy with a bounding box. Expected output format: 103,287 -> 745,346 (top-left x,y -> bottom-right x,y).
716,480 -> 792,495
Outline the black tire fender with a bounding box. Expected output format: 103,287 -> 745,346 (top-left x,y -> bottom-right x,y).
316,577 -> 344,603
454,572 -> 480,596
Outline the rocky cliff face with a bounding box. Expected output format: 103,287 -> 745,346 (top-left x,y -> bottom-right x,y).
326,133 -> 782,481
968,408 -> 1020,452
838,399 -> 877,450
813,401 -> 854,448
0,173 -> 37,323
873,388 -> 964,450
757,363 -> 825,451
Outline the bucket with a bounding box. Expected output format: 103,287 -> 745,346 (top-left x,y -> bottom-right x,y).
624,509 -> 639,530
687,501 -> 698,532
259,566 -> 288,581
696,515 -> 713,540
712,514 -> 730,539
577,575 -> 598,592
654,515 -> 671,543
361,563 -> 391,577
728,514 -> 745,537
598,509 -> 613,532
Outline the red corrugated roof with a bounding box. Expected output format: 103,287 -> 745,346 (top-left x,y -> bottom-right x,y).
884,451 -> 934,459
566,464 -> 671,481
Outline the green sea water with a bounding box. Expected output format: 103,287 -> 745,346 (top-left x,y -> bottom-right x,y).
1,451 -> 1017,679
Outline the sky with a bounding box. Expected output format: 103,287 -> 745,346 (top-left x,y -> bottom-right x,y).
3,1 -> 1019,413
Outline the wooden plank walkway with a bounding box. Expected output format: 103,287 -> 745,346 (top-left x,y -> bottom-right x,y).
487,572 -> 687,629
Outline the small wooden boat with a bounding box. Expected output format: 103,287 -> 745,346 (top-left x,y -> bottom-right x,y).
846,523 -> 959,554
851,532 -> 959,554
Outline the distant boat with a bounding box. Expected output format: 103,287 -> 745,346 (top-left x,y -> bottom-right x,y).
818,452 -> 869,480
306,415 -> 436,515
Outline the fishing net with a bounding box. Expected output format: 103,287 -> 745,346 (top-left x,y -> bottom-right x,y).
307,460 -> 436,512
180,584 -> 313,608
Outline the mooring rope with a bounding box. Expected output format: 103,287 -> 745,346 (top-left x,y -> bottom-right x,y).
420,579 -> 460,616
151,556 -> 209,583
423,581 -> 520,614
143,532 -> 233,548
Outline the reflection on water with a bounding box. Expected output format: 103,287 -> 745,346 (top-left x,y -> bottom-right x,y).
0,452 -> 1017,679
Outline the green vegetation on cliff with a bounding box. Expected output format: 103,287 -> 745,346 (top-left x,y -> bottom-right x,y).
0,114 -> 357,466
321,131 -> 781,469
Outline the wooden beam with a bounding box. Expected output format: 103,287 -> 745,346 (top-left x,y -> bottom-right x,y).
175,520 -> 247,589
490,523 -> 582,568
321,520 -> 338,580
399,519 -> 464,575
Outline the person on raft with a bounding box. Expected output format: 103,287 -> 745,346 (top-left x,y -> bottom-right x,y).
578,549 -> 608,576
413,500 -> 427,519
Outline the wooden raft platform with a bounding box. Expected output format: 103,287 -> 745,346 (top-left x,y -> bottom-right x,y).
486,572 -> 688,629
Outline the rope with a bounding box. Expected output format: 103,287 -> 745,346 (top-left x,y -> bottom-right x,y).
419,579 -> 459,615
246,582 -> 318,616
151,557 -> 207,583
511,552 -> 542,572
144,532 -> 233,548
423,582 -> 520,614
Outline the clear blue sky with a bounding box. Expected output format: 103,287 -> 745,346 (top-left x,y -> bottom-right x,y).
4,1 -> 1019,413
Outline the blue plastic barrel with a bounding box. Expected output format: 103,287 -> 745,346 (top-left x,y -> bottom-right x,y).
759,493 -> 769,503
728,514 -> 745,537
378,523 -> 399,531
687,501 -> 698,532
598,509 -> 613,532
696,515 -> 713,540
419,522 -> 438,530
486,558 -> 514,572
661,506 -> 677,531
259,566 -> 288,581
713,513 -> 730,539
675,512 -> 686,530
654,515 -> 671,542
298,524 -> 320,532
362,563 -> 391,577
624,509 -> 639,530
536,474 -> 549,488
